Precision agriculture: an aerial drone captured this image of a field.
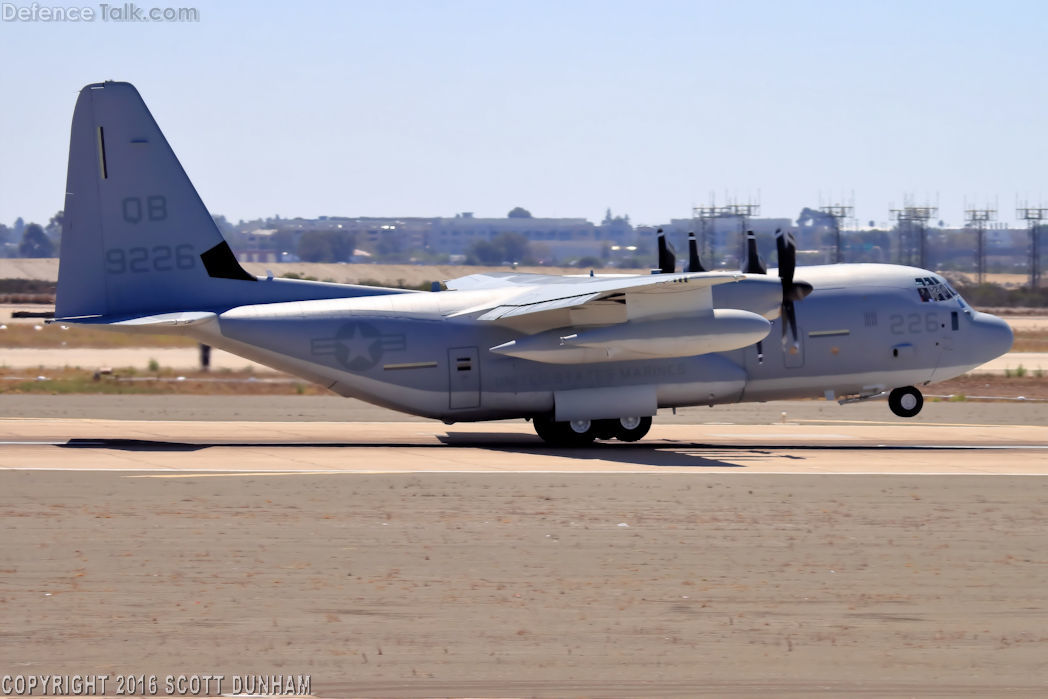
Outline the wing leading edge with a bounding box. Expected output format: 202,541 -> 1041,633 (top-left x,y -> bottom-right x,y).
444,271 -> 748,332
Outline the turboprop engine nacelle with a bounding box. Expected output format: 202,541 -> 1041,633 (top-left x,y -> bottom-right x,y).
711,277 -> 784,320
490,309 -> 771,364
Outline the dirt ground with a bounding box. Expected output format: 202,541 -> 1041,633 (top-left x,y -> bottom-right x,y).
2,398 -> 1047,696
2,470 -> 1046,697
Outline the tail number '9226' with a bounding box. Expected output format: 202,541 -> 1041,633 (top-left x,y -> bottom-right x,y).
105,244 -> 195,274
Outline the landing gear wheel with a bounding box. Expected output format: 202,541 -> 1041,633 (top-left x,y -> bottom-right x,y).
612,416 -> 652,442
533,416 -> 596,446
888,386 -> 923,418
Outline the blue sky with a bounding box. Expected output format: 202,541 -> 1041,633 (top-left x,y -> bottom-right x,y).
2,0 -> 1047,229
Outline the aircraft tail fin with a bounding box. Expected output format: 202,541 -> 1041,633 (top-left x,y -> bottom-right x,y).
56,81 -> 257,319
56,81 -> 395,322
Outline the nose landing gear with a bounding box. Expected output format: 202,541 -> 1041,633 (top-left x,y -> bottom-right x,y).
888,386 -> 924,418
533,416 -> 653,446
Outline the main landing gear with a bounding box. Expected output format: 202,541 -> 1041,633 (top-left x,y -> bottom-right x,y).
533,416 -> 652,446
888,386 -> 924,418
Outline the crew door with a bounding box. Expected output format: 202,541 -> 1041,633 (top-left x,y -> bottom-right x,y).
448,347 -> 481,409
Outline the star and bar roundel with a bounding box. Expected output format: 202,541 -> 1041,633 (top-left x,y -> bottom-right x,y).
310,321 -> 407,372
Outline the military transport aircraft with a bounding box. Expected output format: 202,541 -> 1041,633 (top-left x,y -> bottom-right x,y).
53,82 -> 1014,444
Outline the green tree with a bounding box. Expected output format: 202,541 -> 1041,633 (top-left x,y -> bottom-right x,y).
296,230 -> 356,262
19,223 -> 54,258
47,210 -> 64,235
466,232 -> 533,265
466,239 -> 501,265
374,231 -> 405,261
270,229 -> 297,254
574,255 -> 604,269
507,206 -> 532,219
211,214 -> 234,237
497,231 -> 531,262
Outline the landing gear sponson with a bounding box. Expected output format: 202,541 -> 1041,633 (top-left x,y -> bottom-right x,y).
533,416 -> 652,446
534,385 -> 925,444
888,386 -> 924,418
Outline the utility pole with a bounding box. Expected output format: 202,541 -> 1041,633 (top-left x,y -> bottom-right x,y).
1017,205 -> 1048,289
965,206 -> 996,284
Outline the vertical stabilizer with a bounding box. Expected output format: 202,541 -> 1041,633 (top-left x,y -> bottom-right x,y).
56,81 -> 253,319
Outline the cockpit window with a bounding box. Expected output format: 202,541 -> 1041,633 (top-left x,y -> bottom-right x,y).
915,276 -> 957,302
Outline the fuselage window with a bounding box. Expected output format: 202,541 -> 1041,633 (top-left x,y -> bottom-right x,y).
951,311 -> 959,331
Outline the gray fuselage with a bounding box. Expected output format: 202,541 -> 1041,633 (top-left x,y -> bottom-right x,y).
182,263 -> 1013,423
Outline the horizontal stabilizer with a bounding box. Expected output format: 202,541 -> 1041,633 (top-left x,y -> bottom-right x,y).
52,310 -> 217,333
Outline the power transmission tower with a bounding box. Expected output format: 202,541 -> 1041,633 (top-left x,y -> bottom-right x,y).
1017,205 -> 1048,289
890,205 -> 937,268
965,206 -> 996,284
722,203 -> 761,262
819,204 -> 853,263
692,201 -> 760,266
692,205 -> 726,265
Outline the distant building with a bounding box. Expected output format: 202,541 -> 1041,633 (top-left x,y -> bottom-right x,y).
237,249 -> 281,263
430,216 -> 598,257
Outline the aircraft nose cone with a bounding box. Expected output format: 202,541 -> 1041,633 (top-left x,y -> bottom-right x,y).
973,312 -> 1013,362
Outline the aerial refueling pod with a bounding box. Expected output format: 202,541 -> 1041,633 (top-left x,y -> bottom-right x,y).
489,309 -> 771,364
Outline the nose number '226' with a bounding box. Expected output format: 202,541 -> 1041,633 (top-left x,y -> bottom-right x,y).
889,312 -> 940,335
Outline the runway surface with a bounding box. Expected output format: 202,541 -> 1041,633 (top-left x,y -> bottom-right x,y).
1,416 -> 1047,474
2,397 -> 1048,696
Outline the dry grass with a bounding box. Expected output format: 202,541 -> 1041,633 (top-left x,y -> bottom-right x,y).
928,373 -> 1048,400
1011,330 -> 1048,353
0,367 -> 330,396
0,323 -> 196,348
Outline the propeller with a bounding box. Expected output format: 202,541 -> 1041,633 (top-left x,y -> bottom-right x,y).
775,229 -> 814,348
741,230 -> 766,274
656,228 -> 676,274
686,232 -> 705,272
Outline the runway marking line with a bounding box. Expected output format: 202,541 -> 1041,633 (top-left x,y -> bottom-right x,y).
0,467 -> 1047,477
125,471 -> 385,478
794,418 -> 1046,429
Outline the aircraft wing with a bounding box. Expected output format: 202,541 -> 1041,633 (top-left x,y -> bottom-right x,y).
444,271 -> 746,331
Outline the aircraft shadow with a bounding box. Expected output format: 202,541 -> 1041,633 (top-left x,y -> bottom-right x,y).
436,432 -> 747,468
60,435 -> 751,468
59,435 -> 986,471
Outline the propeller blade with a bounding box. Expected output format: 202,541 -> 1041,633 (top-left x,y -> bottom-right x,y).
774,229 -> 809,349
687,232 -> 705,272
775,228 -> 795,287
782,299 -> 799,349
656,228 -> 676,274
742,230 -> 766,274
